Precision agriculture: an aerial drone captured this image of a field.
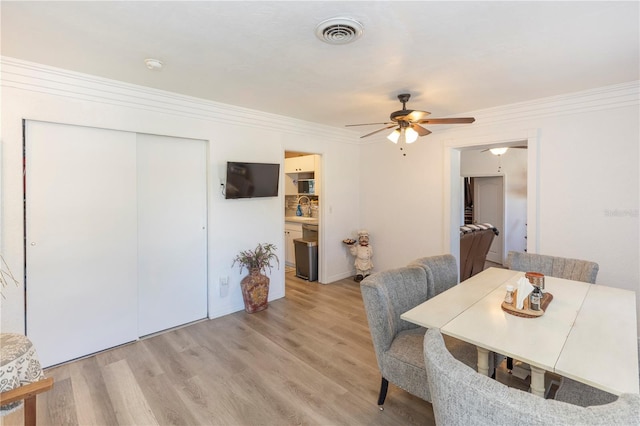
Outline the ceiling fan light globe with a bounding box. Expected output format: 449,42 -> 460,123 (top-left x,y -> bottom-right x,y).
387,129 -> 400,144
490,147 -> 509,156
405,127 -> 419,143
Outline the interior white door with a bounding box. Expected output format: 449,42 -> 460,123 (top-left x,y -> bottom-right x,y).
25,121 -> 138,367
136,134 -> 208,337
474,176 -> 504,264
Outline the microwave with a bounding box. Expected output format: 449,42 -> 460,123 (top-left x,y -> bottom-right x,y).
298,179 -> 315,194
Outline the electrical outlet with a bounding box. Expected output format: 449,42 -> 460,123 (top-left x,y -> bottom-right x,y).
220,276 -> 229,297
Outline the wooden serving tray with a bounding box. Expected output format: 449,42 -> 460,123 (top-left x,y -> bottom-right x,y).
501,291 -> 553,318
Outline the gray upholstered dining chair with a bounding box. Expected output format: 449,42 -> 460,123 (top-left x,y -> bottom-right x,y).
409,254 -> 504,376
360,264 -> 485,410
506,251 -> 599,284
408,254 -> 458,297
423,328 -> 640,425
554,378 -> 618,407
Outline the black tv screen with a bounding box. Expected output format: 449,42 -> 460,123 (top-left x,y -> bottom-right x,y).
225,162 -> 280,199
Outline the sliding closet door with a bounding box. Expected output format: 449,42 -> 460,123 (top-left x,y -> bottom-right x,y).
25,121 -> 138,367
136,134 -> 207,337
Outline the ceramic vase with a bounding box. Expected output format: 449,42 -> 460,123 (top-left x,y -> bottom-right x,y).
240,268 -> 269,313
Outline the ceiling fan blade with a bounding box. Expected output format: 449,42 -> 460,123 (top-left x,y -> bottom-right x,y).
345,122 -> 393,127
418,117 -> 475,124
406,110 -> 430,122
360,124 -> 398,138
411,124 -> 431,136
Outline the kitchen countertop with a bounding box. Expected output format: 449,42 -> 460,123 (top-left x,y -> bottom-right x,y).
285,216 -> 319,225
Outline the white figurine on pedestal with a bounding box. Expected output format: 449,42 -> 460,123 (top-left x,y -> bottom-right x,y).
343,230 -> 373,282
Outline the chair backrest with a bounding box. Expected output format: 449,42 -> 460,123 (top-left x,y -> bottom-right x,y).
471,229 -> 495,275
360,266 -> 429,369
506,251 -> 599,284
459,230 -> 475,281
459,224 -> 498,281
408,254 -> 458,297
423,328 -> 640,425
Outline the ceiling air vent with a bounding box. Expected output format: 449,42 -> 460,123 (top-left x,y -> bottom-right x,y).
315,17 -> 364,45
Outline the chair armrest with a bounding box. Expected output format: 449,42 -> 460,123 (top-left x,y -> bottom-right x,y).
0,377 -> 54,406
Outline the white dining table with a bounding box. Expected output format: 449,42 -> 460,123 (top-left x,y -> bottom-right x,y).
401,267 -> 639,398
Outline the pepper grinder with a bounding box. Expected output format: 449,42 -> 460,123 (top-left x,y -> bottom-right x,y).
530,286 -> 542,311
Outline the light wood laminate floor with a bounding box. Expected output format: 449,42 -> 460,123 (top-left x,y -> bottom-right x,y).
3,273 -> 435,425
3,272 -> 536,426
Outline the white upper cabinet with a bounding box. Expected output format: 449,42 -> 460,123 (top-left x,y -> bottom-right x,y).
285,155 -> 315,173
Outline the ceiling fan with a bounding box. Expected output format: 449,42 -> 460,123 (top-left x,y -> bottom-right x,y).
346,93 -> 475,144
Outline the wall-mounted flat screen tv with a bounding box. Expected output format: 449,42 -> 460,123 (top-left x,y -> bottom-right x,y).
225,161 -> 280,199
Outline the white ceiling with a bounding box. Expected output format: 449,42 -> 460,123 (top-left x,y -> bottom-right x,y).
2,1 -> 638,134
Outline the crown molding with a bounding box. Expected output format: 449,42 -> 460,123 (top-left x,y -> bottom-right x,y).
1,56 -> 356,143
3,57 -> 637,143
470,80 -> 639,125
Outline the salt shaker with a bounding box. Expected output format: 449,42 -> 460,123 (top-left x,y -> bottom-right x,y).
504,285 -> 514,304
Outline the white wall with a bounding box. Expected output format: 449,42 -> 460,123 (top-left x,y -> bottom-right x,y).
359,82 -> 640,332
360,137 -> 449,266
3,58 -> 638,336
461,147 -> 528,259
0,57 -> 360,333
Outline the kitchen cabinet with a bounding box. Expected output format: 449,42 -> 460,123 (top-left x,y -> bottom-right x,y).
285,222 -> 303,266
284,173 -> 298,195
285,155 -> 315,173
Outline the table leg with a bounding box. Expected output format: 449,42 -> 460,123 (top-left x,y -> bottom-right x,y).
530,366 -> 546,397
476,347 -> 490,376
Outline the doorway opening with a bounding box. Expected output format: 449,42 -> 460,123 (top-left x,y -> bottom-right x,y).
464,175 -> 505,265
283,151 -> 323,283
446,136 -> 537,271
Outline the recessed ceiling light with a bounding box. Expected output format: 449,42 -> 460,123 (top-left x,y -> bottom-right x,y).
144,58 -> 163,70
315,17 -> 364,45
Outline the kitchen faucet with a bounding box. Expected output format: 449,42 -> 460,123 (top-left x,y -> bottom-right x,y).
296,195 -> 311,217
